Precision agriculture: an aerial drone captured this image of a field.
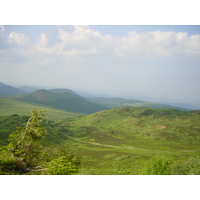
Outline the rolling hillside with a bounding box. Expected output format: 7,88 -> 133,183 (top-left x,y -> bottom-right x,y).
1,106 -> 200,174
41,106 -> 200,174
5,89 -> 107,114
0,97 -> 80,120
67,107 -> 200,151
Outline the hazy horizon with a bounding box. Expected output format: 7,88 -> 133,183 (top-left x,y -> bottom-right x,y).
0,25 -> 200,108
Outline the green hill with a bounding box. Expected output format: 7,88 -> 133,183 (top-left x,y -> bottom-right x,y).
67,107 -> 200,151
1,106 -> 200,174
39,106 -> 200,174
0,97 -> 79,120
5,89 -> 107,114
88,97 -> 190,111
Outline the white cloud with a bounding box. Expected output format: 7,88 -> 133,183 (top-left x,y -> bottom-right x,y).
8,32 -> 29,45
4,26 -> 198,61
114,31 -> 200,58
0,27 -> 200,108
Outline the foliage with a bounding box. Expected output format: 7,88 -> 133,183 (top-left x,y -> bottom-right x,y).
46,154 -> 80,175
108,165 -> 131,175
0,115 -> 29,146
140,155 -> 173,175
6,109 -> 47,168
0,110 -> 81,175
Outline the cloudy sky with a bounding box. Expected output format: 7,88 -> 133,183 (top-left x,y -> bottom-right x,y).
0,25 -> 200,107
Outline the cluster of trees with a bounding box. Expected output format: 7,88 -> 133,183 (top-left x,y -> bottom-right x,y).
0,110 -> 80,175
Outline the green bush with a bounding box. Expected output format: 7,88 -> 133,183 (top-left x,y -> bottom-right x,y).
0,157 -> 27,175
47,154 -> 80,175
140,155 -> 173,175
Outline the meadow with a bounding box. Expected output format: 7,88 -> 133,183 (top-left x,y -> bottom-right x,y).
0,104 -> 200,175
41,107 -> 200,174
0,97 -> 80,120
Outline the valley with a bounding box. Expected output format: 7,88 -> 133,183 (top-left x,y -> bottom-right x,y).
0,81 -> 200,175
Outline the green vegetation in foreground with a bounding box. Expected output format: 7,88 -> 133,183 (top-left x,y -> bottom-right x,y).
0,97 -> 80,120
0,110 -> 80,175
1,107 -> 200,175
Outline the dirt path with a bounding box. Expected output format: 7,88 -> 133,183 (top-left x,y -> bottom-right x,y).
64,133 -> 200,153
64,134 -> 168,152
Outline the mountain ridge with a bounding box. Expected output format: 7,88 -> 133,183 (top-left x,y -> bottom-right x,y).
1,81 -> 197,112
5,89 -> 107,114
88,97 -> 191,111
0,82 -> 27,96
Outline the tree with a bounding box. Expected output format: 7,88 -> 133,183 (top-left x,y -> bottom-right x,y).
47,154 -> 80,175
0,110 -> 47,174
0,109 -> 81,175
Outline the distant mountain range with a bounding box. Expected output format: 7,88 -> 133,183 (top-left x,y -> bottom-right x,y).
0,82 -> 27,96
154,102 -> 199,111
88,97 -> 191,111
1,81 -> 198,113
18,86 -> 39,93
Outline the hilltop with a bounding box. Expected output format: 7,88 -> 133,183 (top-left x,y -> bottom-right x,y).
1,81 -> 195,112
6,89 -> 107,114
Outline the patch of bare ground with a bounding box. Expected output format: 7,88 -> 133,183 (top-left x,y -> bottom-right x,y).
156,125 -> 166,129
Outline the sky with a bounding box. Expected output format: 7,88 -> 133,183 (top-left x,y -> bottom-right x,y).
0,25 -> 200,108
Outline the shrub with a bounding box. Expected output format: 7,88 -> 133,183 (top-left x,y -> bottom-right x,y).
140,155 -> 173,175
47,154 -> 80,175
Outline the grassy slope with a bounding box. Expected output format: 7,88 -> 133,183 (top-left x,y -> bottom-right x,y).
1,105 -> 200,174
0,97 -> 80,120
6,89 -> 107,114
42,107 -> 200,174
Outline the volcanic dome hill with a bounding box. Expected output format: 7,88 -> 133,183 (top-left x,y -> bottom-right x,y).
6,89 -> 107,114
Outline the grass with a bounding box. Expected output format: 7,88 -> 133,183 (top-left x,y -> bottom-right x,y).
50,107 -> 200,174
0,97 -> 80,120
1,106 -> 200,174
